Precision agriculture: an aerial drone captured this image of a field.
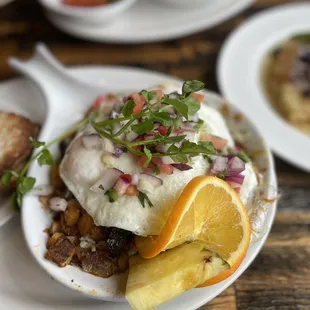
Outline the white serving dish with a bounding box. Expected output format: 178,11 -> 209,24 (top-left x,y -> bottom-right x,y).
2,44 -> 277,309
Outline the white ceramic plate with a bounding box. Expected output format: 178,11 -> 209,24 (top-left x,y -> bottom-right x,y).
0,66 -> 277,309
217,3 -> 310,172
0,79 -> 46,227
0,0 -> 15,8
44,0 -> 253,43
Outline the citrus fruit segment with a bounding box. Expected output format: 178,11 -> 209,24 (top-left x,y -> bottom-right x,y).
125,242 -> 228,310
135,176 -> 251,285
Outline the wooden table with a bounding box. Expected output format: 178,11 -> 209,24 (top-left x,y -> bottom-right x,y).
1,0 -> 309,309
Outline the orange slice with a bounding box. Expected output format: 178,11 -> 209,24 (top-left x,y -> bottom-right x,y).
135,176 -> 251,286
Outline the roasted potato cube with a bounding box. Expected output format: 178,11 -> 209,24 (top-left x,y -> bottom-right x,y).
67,235 -> 80,247
64,200 -> 80,226
50,220 -> 61,235
78,214 -> 105,241
47,232 -> 63,249
80,250 -> 119,278
50,164 -> 65,191
45,236 -> 76,267
60,213 -> 79,236
78,214 -> 95,237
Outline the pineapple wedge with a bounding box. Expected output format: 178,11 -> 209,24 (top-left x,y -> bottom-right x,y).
126,242 -> 228,310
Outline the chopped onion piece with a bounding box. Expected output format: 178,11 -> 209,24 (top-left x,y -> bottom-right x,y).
226,174 -> 245,185
226,156 -> 245,176
211,156 -> 228,175
113,147 -> 123,158
102,138 -> 115,154
49,197 -> 67,212
101,154 -> 117,166
161,156 -> 174,165
137,173 -> 163,194
110,110 -> 120,119
114,175 -> 131,196
171,163 -> 192,171
81,134 -> 102,151
154,144 -> 170,153
131,173 -> 140,185
80,236 -> 96,249
126,131 -> 139,142
28,184 -> 53,196
183,130 -> 196,142
90,168 -> 123,194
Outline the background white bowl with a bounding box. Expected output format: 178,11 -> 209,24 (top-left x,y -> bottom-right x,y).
155,0 -> 210,9
38,0 -> 136,25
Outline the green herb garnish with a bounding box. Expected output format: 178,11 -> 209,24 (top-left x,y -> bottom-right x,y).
138,191 -> 154,208
105,188 -> 118,202
1,117 -> 89,209
237,151 -> 250,163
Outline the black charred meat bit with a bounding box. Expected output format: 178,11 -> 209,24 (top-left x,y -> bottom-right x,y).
106,227 -> 133,257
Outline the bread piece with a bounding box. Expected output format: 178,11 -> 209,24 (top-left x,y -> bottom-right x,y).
0,112 -> 39,175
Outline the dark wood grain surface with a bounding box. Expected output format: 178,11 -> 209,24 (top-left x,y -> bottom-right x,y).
1,0 -> 309,309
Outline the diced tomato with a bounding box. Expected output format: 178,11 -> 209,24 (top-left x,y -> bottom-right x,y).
62,0 -> 106,6
173,128 -> 183,134
120,174 -> 132,183
132,93 -> 146,115
158,125 -> 170,136
157,163 -> 174,175
138,156 -> 148,167
150,89 -> 163,101
200,132 -> 228,150
151,157 -> 162,165
91,95 -> 106,111
190,92 -> 204,103
125,184 -> 137,196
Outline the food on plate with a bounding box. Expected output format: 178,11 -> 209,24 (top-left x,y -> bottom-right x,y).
62,0 -> 118,7
3,80 -> 262,309
0,112 -> 39,193
263,33 -> 310,135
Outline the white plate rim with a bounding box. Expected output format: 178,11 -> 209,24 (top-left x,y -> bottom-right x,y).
44,0 -> 254,43
18,65 -> 277,309
217,2 -> 310,172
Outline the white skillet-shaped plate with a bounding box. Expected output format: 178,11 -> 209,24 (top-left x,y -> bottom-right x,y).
44,0 -> 253,43
217,3 -> 310,172
11,63 -> 277,309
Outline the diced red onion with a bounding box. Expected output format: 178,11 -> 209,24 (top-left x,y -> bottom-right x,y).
125,131 -> 139,142
28,184 -> 53,196
131,173 -> 140,185
171,163 -> 192,171
183,130 -> 196,142
190,113 -> 199,123
90,168 -> 123,194
113,100 -> 122,113
154,144 -> 170,153
102,138 -> 115,154
154,123 -> 160,130
143,134 -> 156,141
114,176 -> 130,195
211,156 -> 228,175
81,134 -> 102,151
110,110 -> 120,119
226,156 -> 245,176
49,197 -> 68,212
113,147 -> 123,158
165,107 -> 175,114
161,156 -> 175,165
137,173 -> 163,194
226,174 -> 245,185
181,122 -> 196,132
112,123 -> 122,135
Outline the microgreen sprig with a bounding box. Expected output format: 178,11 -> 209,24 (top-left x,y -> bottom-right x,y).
1,117 -> 89,209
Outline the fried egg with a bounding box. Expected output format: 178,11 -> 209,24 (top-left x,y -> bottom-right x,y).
60,104 -> 257,236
